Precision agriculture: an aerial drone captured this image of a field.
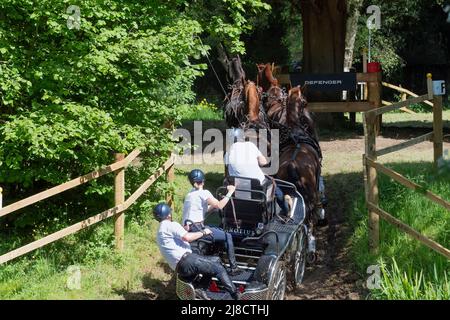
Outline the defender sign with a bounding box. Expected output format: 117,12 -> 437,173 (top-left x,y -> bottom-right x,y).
433,80 -> 446,96
290,73 -> 357,92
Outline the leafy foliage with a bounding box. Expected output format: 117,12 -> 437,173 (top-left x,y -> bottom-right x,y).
0,0 -> 269,248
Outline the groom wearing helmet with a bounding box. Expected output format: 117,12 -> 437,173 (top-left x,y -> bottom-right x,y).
153,202 -> 240,300
182,169 -> 240,274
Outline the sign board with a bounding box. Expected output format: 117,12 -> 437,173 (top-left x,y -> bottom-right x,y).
433,81 -> 446,96
290,73 -> 357,92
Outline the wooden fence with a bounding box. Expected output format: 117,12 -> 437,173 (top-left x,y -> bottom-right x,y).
382,81 -> 435,114
0,151 -> 175,264
363,73 -> 450,259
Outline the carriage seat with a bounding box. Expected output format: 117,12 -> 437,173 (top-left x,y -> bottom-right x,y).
227,176 -> 274,201
220,176 -> 275,235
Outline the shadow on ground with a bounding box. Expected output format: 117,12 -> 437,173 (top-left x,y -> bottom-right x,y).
114,262 -> 178,300
288,169 -> 368,300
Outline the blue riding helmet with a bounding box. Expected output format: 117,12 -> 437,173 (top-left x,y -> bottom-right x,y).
153,203 -> 172,221
188,169 -> 205,185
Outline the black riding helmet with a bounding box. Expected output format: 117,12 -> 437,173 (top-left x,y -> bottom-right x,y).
188,169 -> 205,185
153,202 -> 172,221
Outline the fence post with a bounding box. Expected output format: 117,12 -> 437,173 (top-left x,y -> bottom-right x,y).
0,187 -> 3,209
363,112 -> 379,253
428,74 -> 443,169
368,72 -> 382,135
166,161 -> 175,210
114,153 -> 125,251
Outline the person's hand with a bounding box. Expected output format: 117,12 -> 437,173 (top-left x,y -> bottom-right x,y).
183,224 -> 190,231
226,185 -> 236,194
203,228 -> 213,236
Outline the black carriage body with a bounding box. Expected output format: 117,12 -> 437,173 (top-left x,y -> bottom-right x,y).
176,177 -> 309,300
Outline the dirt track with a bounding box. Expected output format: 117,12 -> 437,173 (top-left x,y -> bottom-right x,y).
287,128 -> 449,300
138,126 -> 449,300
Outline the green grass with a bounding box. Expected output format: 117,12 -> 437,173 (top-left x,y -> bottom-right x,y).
349,162 -> 450,300
178,102 -> 223,121
0,164 -> 223,300
0,219 -> 167,299
354,110 -> 450,129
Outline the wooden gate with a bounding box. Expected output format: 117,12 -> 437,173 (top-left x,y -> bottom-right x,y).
363,74 -> 449,258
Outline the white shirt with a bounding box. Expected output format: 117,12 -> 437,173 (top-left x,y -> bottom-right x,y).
225,141 -> 266,184
182,188 -> 214,225
157,220 -> 192,271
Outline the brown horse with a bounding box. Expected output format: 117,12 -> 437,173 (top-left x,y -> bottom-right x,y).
257,63 -> 279,93
258,64 -> 322,219
277,87 -> 322,216
225,56 -> 267,130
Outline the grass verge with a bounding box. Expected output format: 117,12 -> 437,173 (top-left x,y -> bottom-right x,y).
349,161 -> 450,299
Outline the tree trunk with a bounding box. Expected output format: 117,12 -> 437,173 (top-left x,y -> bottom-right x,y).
343,0 -> 363,126
301,0 -> 348,127
344,0 -> 362,72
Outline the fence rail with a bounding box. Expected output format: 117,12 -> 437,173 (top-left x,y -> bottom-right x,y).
0,151 -> 175,265
363,73 -> 449,259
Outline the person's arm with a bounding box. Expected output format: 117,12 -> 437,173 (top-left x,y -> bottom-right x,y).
181,228 -> 212,242
257,155 -> 268,166
207,185 -> 236,210
251,142 -> 268,166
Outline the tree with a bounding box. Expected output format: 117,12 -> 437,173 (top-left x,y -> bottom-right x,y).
344,0 -> 364,73
0,0 -> 269,231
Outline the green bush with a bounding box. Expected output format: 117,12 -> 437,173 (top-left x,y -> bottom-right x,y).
0,1 -> 270,293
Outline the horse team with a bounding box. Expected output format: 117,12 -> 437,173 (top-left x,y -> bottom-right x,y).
224,56 -> 327,260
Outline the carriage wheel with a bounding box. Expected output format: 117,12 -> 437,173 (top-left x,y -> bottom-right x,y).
267,260 -> 287,300
292,228 -> 307,289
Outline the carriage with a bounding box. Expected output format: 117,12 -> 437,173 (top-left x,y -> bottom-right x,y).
175,176 -> 314,300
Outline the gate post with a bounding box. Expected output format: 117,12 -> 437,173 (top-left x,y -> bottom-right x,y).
428,74 -> 443,169
364,112 -> 379,253
114,153 -> 125,251
367,72 -> 382,136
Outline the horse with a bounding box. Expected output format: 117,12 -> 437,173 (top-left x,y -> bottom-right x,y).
257,63 -> 279,93
276,87 -> 322,217
224,56 -> 269,130
257,63 -> 322,221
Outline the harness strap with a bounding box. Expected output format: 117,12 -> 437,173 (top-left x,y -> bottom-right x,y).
291,143 -> 302,161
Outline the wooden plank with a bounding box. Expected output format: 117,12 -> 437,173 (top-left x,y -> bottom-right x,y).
0,154 -> 173,265
0,204 -> 126,264
357,72 -> 380,83
376,132 -> 434,157
0,149 -> 140,218
308,102 -> 374,113
367,94 -> 429,116
124,156 -> 175,210
367,202 -> 450,259
366,158 -> 450,211
433,96 -> 443,169
367,73 -> 382,135
114,153 -> 125,251
382,100 -> 416,114
382,82 -> 434,108
363,113 -> 380,253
